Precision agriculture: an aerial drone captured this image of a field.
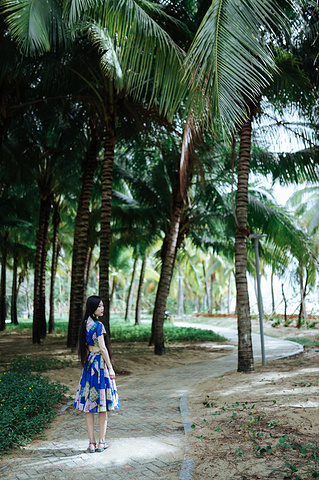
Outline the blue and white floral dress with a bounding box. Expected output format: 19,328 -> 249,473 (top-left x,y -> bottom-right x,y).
74,317 -> 119,413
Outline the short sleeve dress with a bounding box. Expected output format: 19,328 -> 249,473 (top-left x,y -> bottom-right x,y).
74,317 -> 120,413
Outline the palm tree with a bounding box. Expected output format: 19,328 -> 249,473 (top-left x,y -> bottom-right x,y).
0,178 -> 36,331
125,256 -> 138,322
10,242 -> 33,325
48,196 -> 61,334
0,229 -> 9,330
178,0 -> 290,370
67,125 -> 100,347
1,0 -> 185,344
135,251 -> 147,325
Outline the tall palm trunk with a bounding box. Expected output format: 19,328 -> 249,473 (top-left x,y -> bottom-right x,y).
99,120 -> 115,338
0,230 -> 9,331
235,116 -> 254,372
135,253 -> 147,325
281,284 -> 287,324
49,200 -> 61,334
297,267 -> 307,328
177,264 -> 183,317
125,257 -> 138,322
202,261 -> 209,312
227,272 -> 232,314
209,272 -> 214,315
109,277 -> 117,310
33,191 -> 51,343
83,246 -> 93,300
11,254 -> 19,325
68,133 -> 98,347
271,269 -> 275,314
151,184 -> 183,354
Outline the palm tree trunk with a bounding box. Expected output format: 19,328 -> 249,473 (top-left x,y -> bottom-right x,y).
33,193 -> 51,343
83,246 -> 93,300
297,267 -> 307,328
109,277 -> 117,310
68,133 -> 98,347
0,231 -> 9,331
177,264 -> 183,317
150,184 -> 183,354
135,254 -> 147,325
281,284 -> 287,324
227,272 -> 232,314
209,271 -> 215,315
235,117 -> 254,372
11,254 -> 19,325
271,269 -> 275,314
202,261 -> 210,313
99,124 -> 115,338
125,257 -> 138,322
49,200 -> 61,334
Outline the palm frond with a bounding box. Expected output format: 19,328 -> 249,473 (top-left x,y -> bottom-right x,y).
65,0 -> 185,115
183,0 -> 288,137
180,112 -> 203,197
248,192 -> 314,265
89,22 -> 125,91
2,0 -> 68,55
266,48 -> 313,111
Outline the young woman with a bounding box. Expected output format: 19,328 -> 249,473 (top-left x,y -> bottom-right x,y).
74,295 -> 119,453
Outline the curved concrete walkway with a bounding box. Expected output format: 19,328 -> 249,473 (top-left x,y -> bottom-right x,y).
0,324 -> 303,480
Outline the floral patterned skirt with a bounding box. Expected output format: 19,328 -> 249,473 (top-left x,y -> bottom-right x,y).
74,352 -> 120,413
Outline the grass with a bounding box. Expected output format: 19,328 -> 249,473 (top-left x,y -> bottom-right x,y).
3,317 -> 227,343
285,336 -> 319,348
0,361 -> 68,454
111,323 -> 227,343
4,317 -> 69,335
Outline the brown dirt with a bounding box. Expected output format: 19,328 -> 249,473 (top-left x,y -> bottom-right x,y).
0,330 -> 229,389
1,322 -> 319,479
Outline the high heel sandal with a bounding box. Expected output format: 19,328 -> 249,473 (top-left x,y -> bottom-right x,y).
96,441 -> 109,452
88,442 -> 96,453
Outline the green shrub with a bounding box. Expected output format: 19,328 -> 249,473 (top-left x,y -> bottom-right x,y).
111,323 -> 226,343
271,316 -> 281,327
0,370 -> 68,453
9,355 -> 73,373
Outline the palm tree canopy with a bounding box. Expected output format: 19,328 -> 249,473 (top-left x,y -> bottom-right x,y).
183,0 -> 289,137
1,0 -> 185,116
1,0 -> 68,55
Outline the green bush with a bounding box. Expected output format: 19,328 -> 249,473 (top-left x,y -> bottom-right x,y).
9,355 -> 73,373
111,323 -> 226,343
5,319 -> 69,335
0,370 -> 68,453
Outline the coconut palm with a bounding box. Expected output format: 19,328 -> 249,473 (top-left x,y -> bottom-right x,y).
125,256 -> 138,322
67,123 -> 100,347
1,0 -> 185,346
2,0 -> 311,362
0,177 -> 37,330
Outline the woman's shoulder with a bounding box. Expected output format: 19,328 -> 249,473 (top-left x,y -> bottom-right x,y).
87,317 -> 105,330
86,317 -> 96,329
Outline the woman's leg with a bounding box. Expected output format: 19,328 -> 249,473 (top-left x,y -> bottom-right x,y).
98,411 -> 108,443
86,412 -> 95,443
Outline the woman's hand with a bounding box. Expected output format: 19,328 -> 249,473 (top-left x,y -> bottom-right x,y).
109,368 -> 115,380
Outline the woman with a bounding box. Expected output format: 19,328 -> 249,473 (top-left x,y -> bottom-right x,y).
74,295 -> 119,453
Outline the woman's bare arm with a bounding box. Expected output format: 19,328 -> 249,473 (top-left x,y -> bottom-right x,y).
98,335 -> 115,379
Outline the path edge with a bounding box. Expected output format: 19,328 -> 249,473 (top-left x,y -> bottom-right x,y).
179,394 -> 193,480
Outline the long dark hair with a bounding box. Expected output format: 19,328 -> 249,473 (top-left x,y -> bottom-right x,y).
77,295 -> 113,367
